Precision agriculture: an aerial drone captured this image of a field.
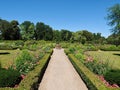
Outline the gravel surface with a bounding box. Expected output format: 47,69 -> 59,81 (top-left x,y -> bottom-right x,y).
39,48 -> 88,90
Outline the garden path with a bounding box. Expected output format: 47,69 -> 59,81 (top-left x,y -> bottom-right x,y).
38,48 -> 88,90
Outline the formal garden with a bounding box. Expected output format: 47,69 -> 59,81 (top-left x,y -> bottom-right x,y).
0,40 -> 55,90
0,3 -> 120,90
64,43 -> 120,90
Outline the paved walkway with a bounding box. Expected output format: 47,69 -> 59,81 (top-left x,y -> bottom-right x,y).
39,48 -> 88,90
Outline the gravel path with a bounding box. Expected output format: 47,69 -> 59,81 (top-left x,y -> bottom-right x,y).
38,48 -> 88,90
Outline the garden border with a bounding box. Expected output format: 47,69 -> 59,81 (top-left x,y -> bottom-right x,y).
0,51 -> 52,90
68,54 -> 120,90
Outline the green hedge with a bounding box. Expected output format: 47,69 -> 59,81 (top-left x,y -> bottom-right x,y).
100,45 -> 120,51
0,53 -> 51,90
68,54 -> 120,90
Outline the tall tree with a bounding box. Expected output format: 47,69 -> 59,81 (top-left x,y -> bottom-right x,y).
44,25 -> 53,40
35,22 -> 45,40
10,20 -> 21,40
61,29 -> 72,41
20,21 -> 35,40
35,22 -> 53,40
82,30 -> 93,41
0,19 -> 12,40
53,30 -> 61,42
107,4 -> 120,34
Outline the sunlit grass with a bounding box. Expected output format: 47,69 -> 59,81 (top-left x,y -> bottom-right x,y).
0,49 -> 21,68
87,51 -> 120,70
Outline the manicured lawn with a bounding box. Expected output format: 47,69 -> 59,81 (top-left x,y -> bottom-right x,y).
87,51 -> 120,70
0,49 -> 21,68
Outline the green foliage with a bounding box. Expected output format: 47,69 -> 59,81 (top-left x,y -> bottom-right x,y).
14,40 -> 24,46
19,53 -> 51,90
107,34 -> 120,46
107,4 -> 120,34
0,68 -> 20,87
60,29 -> 72,41
68,46 -> 76,53
84,60 -> 111,75
20,21 -> 35,40
0,62 -> 1,69
35,22 -> 53,40
68,54 -> 107,90
0,43 -> 17,50
53,30 -> 61,42
75,53 -> 85,62
0,19 -> 20,40
16,50 -> 36,74
100,45 -> 120,51
104,69 -> 120,86
85,44 -> 99,51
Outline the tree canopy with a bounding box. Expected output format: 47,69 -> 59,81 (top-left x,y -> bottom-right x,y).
107,4 -> 120,34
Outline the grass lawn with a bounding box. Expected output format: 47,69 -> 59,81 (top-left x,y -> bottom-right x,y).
87,51 -> 120,70
0,49 -> 21,68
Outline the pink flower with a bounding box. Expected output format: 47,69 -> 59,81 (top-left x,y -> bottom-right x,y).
21,74 -> 25,79
14,84 -> 18,88
112,84 -> 119,88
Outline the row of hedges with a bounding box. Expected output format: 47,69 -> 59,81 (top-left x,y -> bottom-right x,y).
0,52 -> 52,90
100,45 -> 120,51
68,54 -> 120,90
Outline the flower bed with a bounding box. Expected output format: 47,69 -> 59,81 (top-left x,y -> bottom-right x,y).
0,52 -> 52,90
68,54 -> 120,90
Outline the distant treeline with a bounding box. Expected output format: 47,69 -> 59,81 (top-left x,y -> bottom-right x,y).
0,18 -> 119,46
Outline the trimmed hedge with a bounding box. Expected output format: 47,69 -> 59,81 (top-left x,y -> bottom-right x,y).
0,53 -> 51,90
100,45 -> 120,51
68,54 -> 120,90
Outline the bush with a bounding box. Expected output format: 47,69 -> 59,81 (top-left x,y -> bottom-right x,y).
68,54 -> 120,90
0,43 -> 16,50
39,52 -> 45,59
104,69 -> 120,86
86,44 -> 98,51
0,50 -> 52,90
19,53 -> 51,90
84,60 -> 110,75
100,45 -> 120,51
68,54 -> 106,90
75,53 -> 85,62
0,68 -> 20,87
16,50 -> 36,74
14,41 -> 24,46
68,46 -> 76,53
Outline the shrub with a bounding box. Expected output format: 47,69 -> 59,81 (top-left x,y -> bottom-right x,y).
68,54 -> 106,90
16,50 -> 36,74
86,44 -> 98,51
104,69 -> 120,86
39,52 -> 45,59
14,41 -> 24,49
14,41 -> 24,46
75,53 -> 85,62
84,60 -> 110,75
68,46 -> 76,53
0,68 -> 20,87
100,45 -> 120,51
19,53 -> 51,90
0,43 -> 14,50
42,45 -> 51,53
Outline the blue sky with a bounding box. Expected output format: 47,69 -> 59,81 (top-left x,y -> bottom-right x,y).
0,0 -> 120,37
